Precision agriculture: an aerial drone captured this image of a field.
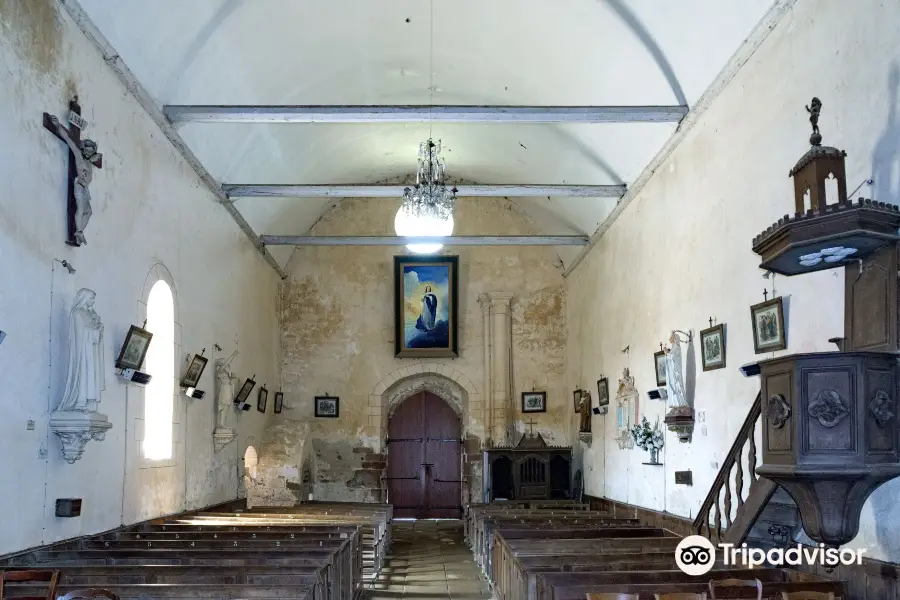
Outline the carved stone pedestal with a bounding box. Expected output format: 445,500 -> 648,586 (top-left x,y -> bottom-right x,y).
756,352 -> 900,545
49,411 -> 112,464
213,427 -> 237,452
664,406 -> 694,443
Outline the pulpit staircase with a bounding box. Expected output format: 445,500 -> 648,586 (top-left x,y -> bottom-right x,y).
692,393 -> 804,548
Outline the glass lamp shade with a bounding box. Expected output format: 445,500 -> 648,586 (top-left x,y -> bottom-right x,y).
394,206 -> 454,254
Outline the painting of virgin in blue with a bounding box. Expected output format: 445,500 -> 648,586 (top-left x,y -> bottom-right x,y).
394,256 -> 459,358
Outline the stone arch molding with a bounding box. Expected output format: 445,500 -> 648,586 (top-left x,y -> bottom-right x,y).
385,374 -> 466,421
369,363 -> 481,448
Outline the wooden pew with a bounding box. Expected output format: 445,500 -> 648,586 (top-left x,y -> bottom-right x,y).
535,569 -> 845,600
2,502 -> 393,600
493,532 -> 681,600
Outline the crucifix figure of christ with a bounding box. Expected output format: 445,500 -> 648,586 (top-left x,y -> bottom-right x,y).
43,97 -> 103,247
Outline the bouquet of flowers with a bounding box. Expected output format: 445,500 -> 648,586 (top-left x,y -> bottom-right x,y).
630,416 -> 664,452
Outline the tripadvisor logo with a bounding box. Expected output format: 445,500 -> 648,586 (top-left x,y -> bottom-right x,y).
675,536 -> 716,576
675,535 -> 866,575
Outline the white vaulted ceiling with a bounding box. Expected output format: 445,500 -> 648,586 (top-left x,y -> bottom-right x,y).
77,0 -> 775,269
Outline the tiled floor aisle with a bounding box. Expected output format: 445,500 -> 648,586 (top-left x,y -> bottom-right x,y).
368,520 -> 494,599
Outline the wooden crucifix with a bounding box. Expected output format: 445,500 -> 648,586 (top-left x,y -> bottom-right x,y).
524,419 -> 538,436
43,96 -> 102,247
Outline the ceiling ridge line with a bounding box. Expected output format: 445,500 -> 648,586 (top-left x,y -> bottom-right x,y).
56,0 -> 287,280
562,0 -> 799,278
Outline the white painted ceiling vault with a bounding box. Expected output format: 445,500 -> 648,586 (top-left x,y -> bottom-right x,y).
78,0 -> 775,269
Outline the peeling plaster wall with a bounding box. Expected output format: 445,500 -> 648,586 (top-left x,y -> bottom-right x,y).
0,2 -> 279,555
274,196 -> 570,502
246,421 -> 310,508
566,0 -> 900,563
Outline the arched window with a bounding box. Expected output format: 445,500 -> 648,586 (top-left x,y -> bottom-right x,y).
143,280 -> 174,460
244,445 -> 259,481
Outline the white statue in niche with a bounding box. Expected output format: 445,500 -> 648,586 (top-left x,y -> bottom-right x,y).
216,352 -> 238,429
665,331 -> 689,408
51,288 -> 112,464
213,351 -> 238,452
59,288 -> 105,412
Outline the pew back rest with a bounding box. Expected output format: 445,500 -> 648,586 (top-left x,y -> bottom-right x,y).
780,593 -> 835,600
655,594 -> 708,600
709,578 -> 762,600
57,589 -> 120,600
587,594 -> 639,600
0,570 -> 60,600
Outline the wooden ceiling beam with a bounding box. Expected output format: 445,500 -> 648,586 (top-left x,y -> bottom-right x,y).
165,105 -> 688,124
224,184 -> 626,198
260,235 -> 588,246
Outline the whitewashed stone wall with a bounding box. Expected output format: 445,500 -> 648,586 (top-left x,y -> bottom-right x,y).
267,196 -> 571,503
0,1 -> 280,555
567,0 -> 900,563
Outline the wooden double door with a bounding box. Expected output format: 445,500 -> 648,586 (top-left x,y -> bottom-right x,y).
386,392 -> 462,519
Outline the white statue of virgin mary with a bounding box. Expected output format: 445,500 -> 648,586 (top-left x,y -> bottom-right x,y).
58,288 -> 105,413
665,331 -> 688,408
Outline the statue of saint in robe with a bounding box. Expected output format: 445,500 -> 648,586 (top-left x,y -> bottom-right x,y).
58,288 -> 105,413
417,285 -> 438,331
216,352 -> 238,429
579,391 -> 592,433
665,331 -> 688,408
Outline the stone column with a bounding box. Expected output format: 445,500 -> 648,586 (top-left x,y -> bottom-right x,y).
478,294 -> 493,446
488,293 -> 514,445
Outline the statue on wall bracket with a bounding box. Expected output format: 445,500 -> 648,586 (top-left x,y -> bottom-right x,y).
663,330 -> 694,443
43,96 -> 103,247
214,351 -> 239,451
50,288 -> 112,463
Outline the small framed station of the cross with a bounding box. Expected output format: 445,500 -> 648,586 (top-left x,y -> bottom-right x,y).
43,96 -> 103,247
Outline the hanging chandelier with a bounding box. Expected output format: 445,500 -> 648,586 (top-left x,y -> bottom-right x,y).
394,139 -> 457,254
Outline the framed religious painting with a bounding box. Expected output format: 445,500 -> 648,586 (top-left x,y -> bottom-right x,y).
274,392 -> 284,414
700,323 -> 726,371
597,377 -> 610,408
234,377 -> 256,406
653,350 -> 667,387
751,297 -> 787,353
315,395 -> 340,418
573,389 -> 583,413
115,324 -> 153,370
257,386 -> 268,413
394,255 -> 459,358
179,353 -> 208,388
521,391 -> 546,413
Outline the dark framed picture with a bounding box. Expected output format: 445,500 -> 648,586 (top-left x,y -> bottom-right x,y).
115,324 -> 153,370
394,255 -> 459,358
234,377 -> 256,405
751,297 -> 786,353
521,391 -> 547,413
257,387 -> 268,413
315,395 -> 340,418
654,350 -> 667,387
700,324 -> 726,371
180,353 -> 208,388
274,392 -> 284,414
573,389 -> 583,413
597,377 -> 610,407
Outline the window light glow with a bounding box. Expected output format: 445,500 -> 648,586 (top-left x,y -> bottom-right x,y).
143,280 -> 174,460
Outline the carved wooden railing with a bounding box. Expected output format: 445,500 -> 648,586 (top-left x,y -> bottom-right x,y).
692,392 -> 773,544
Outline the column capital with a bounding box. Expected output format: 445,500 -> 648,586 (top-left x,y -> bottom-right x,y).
477,293 -> 492,309
487,292 -> 514,308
